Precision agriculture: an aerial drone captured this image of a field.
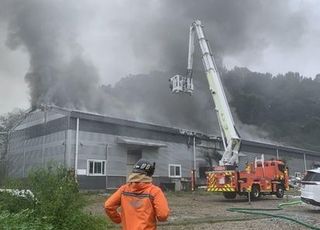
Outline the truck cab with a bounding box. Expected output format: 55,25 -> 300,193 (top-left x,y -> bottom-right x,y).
238,159 -> 289,198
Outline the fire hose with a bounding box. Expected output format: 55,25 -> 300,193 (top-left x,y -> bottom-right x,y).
227,200 -> 320,230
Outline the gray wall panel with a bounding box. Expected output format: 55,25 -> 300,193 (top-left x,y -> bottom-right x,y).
7,108 -> 320,191
78,175 -> 106,190
71,118 -> 189,144
106,176 -> 126,189
7,131 -> 66,177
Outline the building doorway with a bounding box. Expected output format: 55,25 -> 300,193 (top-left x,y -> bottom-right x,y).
127,149 -> 142,179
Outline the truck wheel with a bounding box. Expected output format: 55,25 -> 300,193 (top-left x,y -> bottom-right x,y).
276,185 -> 284,198
223,192 -> 237,199
251,185 -> 260,200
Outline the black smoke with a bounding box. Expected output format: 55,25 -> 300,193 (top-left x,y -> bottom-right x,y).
1,0 -> 102,109
0,0 -> 310,135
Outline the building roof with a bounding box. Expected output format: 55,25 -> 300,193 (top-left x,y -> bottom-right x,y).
242,139 -> 320,157
69,109 -> 209,139
15,105 -> 212,140
14,105 -> 320,157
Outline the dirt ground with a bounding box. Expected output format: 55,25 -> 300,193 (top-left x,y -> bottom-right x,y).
85,190 -> 320,230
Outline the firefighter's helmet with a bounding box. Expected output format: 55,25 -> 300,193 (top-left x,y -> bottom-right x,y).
132,159 -> 155,177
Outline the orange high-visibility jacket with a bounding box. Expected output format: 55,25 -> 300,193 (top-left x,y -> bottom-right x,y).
104,182 -> 170,230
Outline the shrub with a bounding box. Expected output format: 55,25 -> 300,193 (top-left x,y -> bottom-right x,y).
0,166 -> 110,230
0,209 -> 53,230
27,166 -> 83,228
0,191 -> 34,213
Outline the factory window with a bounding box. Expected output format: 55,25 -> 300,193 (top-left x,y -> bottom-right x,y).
169,164 -> 181,178
87,159 -> 106,176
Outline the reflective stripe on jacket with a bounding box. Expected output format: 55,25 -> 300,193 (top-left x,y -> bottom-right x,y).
105,180 -> 169,230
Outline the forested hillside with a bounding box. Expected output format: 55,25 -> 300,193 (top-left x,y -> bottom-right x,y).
223,67 -> 320,151
101,68 -> 320,151
101,71 -> 219,134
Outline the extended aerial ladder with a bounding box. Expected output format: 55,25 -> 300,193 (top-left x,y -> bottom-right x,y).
170,20 -> 289,199
169,20 -> 241,166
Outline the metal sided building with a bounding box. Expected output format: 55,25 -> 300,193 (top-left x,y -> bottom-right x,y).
6,106 -> 320,190
6,106 -> 216,190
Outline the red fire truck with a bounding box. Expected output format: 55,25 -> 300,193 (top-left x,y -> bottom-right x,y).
207,157 -> 289,199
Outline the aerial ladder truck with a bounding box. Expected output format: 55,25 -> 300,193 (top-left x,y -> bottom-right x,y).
169,20 -> 289,199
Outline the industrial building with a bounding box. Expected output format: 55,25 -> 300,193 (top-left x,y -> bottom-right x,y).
6,106 -> 320,190
6,106 -> 217,190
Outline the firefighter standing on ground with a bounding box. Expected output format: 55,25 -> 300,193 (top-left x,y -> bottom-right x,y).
104,159 -> 170,230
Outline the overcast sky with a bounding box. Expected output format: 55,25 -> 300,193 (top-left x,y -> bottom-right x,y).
0,0 -> 319,114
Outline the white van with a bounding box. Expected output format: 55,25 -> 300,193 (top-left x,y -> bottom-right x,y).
301,167 -> 320,206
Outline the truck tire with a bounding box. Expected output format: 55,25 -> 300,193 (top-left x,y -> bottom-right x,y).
223,192 -> 237,199
276,185 -> 284,198
250,185 -> 260,200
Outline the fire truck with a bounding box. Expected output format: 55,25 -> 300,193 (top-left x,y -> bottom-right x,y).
169,20 -> 289,199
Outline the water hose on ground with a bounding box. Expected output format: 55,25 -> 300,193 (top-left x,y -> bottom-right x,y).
227,200 -> 320,230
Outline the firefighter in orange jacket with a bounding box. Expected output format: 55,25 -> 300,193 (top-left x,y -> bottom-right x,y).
104,159 -> 170,230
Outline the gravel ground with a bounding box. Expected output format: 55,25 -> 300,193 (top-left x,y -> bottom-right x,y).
86,190 -> 320,230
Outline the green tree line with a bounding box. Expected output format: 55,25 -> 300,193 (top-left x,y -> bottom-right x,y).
223,67 -> 320,151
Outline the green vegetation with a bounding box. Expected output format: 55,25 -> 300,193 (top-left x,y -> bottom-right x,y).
223,67 -> 320,151
0,166 -> 111,230
0,210 -> 53,230
101,69 -> 320,151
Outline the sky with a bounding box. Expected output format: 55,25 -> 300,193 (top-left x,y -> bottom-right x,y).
0,0 -> 320,114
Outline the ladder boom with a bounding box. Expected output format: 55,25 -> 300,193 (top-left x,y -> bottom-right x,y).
170,20 -> 241,166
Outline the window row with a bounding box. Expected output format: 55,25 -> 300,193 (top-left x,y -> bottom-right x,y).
86,160 -> 182,178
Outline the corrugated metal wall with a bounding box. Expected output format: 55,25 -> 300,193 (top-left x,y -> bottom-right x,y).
7,108 -> 320,190
7,110 -> 68,177
73,130 -> 196,189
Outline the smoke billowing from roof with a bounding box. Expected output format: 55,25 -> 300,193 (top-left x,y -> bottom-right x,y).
0,0 -> 313,135
1,0 -> 103,110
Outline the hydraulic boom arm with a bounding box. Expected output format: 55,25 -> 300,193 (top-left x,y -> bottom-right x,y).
170,20 -> 241,166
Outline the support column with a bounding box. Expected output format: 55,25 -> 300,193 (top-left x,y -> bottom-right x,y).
74,118 -> 80,178
303,153 -> 307,172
